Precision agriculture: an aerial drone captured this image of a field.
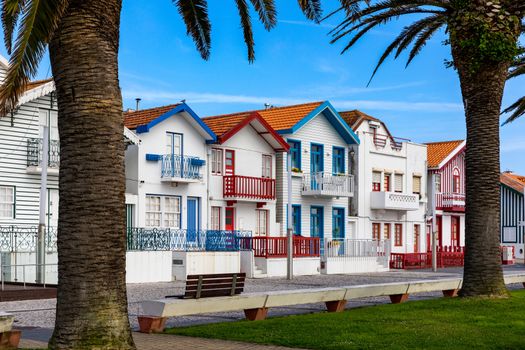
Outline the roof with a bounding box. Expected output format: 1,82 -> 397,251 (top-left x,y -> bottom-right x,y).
426,140 -> 465,168
124,104 -> 181,129
124,103 -> 216,141
339,110 -> 381,131
501,172 -> 525,194
204,112 -> 290,152
24,79 -> 53,92
205,101 -> 360,145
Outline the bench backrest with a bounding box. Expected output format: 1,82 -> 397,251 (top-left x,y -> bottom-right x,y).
184,273 -> 246,299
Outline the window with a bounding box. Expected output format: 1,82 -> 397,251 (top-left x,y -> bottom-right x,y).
164,197 -> 181,228
503,227 -> 517,243
413,175 -> 422,194
211,207 -> 221,231
332,208 -> 345,239
288,140 -> 301,171
225,150 -> 235,175
0,186 -> 15,219
332,147 -> 345,175
256,210 -> 268,236
292,205 -> 301,235
384,173 -> 391,192
145,196 -> 161,227
39,109 -> 59,140
211,149 -> 223,175
394,173 -> 403,193
145,195 -> 181,228
453,168 -> 461,193
414,224 -> 420,252
372,223 -> 381,241
372,171 -> 381,192
384,223 -> 391,240
262,155 -> 272,178
435,174 -> 442,193
166,133 -> 182,156
395,224 -> 403,246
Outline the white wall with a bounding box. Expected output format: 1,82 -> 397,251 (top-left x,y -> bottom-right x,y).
321,256 -> 389,274
352,120 -> 428,254
172,251 -> 240,281
254,257 -> 320,277
126,251 -> 172,283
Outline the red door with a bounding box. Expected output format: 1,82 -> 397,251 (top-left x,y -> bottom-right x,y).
225,207 -> 235,231
225,150 -> 235,176
451,216 -> 460,247
436,216 -> 443,248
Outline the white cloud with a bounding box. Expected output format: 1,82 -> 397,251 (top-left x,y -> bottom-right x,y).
122,88 -> 463,113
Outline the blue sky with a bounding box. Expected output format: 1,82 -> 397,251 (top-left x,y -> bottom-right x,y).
8,1 -> 525,173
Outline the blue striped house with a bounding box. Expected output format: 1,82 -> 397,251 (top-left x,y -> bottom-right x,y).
500,172 -> 525,259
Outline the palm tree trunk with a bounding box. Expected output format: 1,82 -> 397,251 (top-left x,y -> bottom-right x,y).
48,0 -> 135,348
451,48 -> 509,298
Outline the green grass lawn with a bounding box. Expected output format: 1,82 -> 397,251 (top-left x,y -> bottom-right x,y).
167,290 -> 525,349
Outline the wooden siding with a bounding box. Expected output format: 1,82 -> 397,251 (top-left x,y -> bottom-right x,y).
500,184 -> 524,244
431,149 -> 465,209
0,93 -> 58,226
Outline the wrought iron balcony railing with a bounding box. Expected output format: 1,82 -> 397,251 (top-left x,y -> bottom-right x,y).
27,138 -> 60,168
0,225 -> 57,253
161,154 -> 204,180
302,172 -> 354,197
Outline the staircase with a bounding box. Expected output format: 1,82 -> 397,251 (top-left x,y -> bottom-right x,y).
252,262 -> 268,279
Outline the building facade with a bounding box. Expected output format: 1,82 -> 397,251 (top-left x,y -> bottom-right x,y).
340,110 -> 428,254
500,172 -> 525,259
425,140 -> 466,250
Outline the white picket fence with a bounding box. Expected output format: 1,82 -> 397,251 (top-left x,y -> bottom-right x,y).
321,239 -> 390,274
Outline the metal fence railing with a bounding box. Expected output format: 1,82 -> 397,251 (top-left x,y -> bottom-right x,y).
126,228 -> 252,252
0,226 -> 57,253
323,239 -> 390,259
0,263 -> 58,289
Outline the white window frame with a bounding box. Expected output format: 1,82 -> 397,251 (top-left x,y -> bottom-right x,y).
435,174 -> 442,193
394,173 -> 403,193
262,155 -> 272,178
256,210 -> 268,236
145,195 -> 181,228
211,148 -> 223,175
412,175 -> 422,194
163,197 -> 181,228
0,186 -> 15,219
211,207 -> 221,231
145,195 -> 161,227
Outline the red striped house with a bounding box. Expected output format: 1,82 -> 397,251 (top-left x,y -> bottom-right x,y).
426,140 -> 466,250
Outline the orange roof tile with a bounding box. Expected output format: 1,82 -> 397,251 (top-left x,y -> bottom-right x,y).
501,172 -> 525,193
204,101 -> 324,132
339,110 -> 380,131
426,140 -> 464,168
124,104 -> 181,129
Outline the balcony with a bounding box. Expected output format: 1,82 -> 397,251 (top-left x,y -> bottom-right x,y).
26,138 -> 60,174
161,154 -> 205,183
302,172 -> 354,197
223,175 -> 276,202
436,193 -> 465,212
370,191 -> 419,211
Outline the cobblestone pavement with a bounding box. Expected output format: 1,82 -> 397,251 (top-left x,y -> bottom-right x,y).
8,265 -> 525,348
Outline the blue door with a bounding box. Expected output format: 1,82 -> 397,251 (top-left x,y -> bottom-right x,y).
187,197 -> 200,241
332,208 -> 345,240
310,144 -> 324,190
310,206 -> 324,239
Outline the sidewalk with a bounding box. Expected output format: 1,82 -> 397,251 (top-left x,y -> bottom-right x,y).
19,329 -> 302,350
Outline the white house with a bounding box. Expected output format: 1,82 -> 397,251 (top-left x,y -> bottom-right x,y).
425,140 -> 466,250
500,172 -> 524,260
340,110 -> 428,254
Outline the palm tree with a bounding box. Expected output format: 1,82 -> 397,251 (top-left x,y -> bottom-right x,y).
502,50 -> 524,125
0,0 -> 335,348
330,0 -> 524,297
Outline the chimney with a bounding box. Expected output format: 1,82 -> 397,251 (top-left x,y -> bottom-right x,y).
135,98 -> 142,111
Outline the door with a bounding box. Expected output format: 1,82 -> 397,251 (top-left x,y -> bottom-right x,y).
451,216 -> 460,247
225,207 -> 235,231
166,133 -> 182,176
187,197 -> 200,241
38,110 -> 59,167
426,224 -> 431,252
414,225 -> 420,253
436,215 -> 443,248
225,150 -> 235,176
332,208 -> 345,240
46,189 -> 59,228
310,144 -> 324,190
310,207 -> 324,239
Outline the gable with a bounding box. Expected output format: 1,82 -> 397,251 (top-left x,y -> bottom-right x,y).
426,140 -> 465,169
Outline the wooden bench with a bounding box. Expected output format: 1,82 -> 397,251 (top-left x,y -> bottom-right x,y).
139,273 -> 525,333
139,273 -> 245,332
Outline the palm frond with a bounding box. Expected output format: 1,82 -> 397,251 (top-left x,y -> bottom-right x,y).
508,52 -> 524,80
297,0 -> 322,23
2,0 -> 25,54
0,0 -> 67,115
249,0 -> 276,31
405,16 -> 445,66
235,0 -> 255,62
174,0 -> 211,60
502,96 -> 525,125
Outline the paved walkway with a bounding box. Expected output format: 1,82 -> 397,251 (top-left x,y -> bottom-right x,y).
19,329 -> 302,349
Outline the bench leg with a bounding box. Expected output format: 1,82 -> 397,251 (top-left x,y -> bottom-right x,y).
523,282 -> 525,289
325,300 -> 347,313
0,330 -> 21,349
389,293 -> 409,304
244,308 -> 268,321
442,289 -> 459,297
138,316 -> 167,333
